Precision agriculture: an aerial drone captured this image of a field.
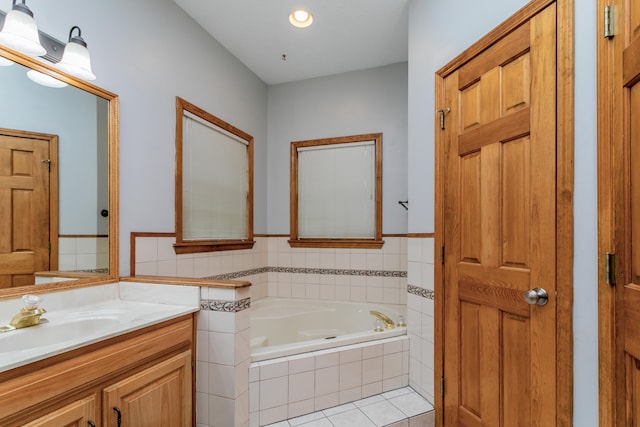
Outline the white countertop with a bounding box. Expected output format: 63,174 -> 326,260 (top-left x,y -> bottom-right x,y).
0,282 -> 200,372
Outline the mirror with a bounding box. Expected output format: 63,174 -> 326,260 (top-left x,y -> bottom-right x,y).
0,45 -> 118,293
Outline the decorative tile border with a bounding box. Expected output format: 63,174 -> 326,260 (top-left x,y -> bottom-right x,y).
408,284 -> 434,300
208,266 -> 407,281
200,297 -> 251,312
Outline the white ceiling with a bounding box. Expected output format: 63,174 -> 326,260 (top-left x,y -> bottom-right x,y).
173,0 -> 410,85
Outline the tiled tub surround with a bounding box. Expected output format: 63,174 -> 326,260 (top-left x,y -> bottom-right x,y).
249,336 -> 410,426
132,235 -> 407,304
406,237 -> 435,405
197,285 -> 252,427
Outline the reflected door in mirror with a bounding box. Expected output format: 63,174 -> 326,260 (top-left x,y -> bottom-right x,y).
0,130 -> 58,288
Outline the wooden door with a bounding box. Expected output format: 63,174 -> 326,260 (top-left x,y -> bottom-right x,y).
436,2 -> 569,426
0,129 -> 57,288
103,351 -> 192,427
21,396 -> 96,427
598,0 -> 640,424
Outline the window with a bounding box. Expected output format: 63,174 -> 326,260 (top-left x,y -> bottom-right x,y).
175,97 -> 254,253
290,133 -> 383,248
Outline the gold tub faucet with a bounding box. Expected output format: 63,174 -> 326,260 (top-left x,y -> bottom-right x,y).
0,295 -> 47,332
370,310 -> 395,329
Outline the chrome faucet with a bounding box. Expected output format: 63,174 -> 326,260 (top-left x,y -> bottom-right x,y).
0,295 -> 47,333
370,310 -> 395,329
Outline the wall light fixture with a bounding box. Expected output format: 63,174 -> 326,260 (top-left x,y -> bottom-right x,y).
0,0 -> 44,56
57,26 -> 95,81
0,3 -> 97,87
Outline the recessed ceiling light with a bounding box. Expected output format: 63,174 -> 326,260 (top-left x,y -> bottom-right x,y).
289,9 -> 313,28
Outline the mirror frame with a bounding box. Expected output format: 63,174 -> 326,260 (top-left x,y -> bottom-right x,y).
0,45 -> 119,299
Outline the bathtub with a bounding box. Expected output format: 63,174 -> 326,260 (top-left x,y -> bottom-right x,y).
249,297 -> 410,425
250,297 -> 406,362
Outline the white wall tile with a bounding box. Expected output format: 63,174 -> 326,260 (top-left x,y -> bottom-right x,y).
315,392 -> 339,411
197,362 -> 209,393
315,350 -> 339,369
135,261 -> 158,276
197,330 -> 209,361
339,347 -> 362,364
315,366 -> 339,396
362,357 -> 383,385
288,354 -> 315,374
383,352 -> 403,380
362,343 -> 383,359
249,381 -> 260,412
339,386 -> 362,404
210,363 -> 236,399
259,376 -> 289,410
235,329 -> 251,365
288,398 -> 315,419
196,392 -> 209,425
210,395 -> 234,427
209,332 -> 235,366
361,381 -> 383,399
259,405 -> 288,426
289,371 -> 315,402
260,359 -> 289,380
339,361 -> 362,390
156,260 -> 177,276
157,237 -> 177,261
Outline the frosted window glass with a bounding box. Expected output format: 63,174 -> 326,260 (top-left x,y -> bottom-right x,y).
298,141 -> 375,238
182,115 -> 247,240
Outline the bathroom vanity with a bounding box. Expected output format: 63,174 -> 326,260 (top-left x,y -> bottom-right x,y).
0,280 -> 201,427
0,315 -> 194,426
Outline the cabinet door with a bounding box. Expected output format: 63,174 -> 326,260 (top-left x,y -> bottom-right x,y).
21,396 -> 96,427
103,351 -> 192,427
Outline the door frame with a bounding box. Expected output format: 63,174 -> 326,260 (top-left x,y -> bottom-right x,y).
433,0 -> 574,425
596,0 -> 626,424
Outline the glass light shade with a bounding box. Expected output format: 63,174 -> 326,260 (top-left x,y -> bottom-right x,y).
0,8 -> 45,56
57,40 -> 95,81
289,9 -> 313,28
0,56 -> 14,66
27,69 -> 68,88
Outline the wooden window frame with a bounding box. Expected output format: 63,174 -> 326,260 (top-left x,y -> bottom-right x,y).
289,133 -> 383,249
174,97 -> 254,254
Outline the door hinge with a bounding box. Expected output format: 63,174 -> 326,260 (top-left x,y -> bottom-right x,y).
436,108 -> 451,130
604,5 -> 614,38
605,252 -> 616,285
41,159 -> 51,171
440,245 -> 445,264
440,377 -> 445,397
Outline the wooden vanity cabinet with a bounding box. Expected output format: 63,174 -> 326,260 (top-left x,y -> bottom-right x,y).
0,314 -> 195,427
22,396 -> 97,427
103,351 -> 191,426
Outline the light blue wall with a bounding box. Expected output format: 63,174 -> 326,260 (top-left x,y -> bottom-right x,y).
23,0 -> 269,275
408,0 -> 598,424
266,63 -> 409,234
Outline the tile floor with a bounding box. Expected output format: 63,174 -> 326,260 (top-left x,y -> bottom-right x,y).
264,387 -> 434,427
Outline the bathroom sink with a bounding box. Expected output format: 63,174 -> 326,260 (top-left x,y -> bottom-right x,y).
0,315 -> 123,354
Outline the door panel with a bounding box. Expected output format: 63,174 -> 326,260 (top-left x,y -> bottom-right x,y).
440,4 -> 557,426
0,131 -> 55,288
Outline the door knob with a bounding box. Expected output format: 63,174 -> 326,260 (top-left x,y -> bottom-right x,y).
522,288 -> 549,306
